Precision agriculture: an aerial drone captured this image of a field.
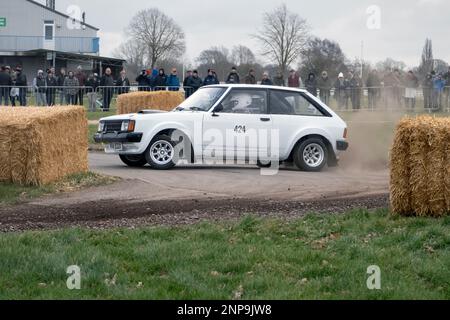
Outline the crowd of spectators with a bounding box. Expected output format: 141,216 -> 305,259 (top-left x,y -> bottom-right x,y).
0,64 -> 449,112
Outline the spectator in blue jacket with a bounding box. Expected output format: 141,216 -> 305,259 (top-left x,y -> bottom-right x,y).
149,68 -> 159,90
166,68 -> 180,91
203,69 -> 220,86
432,73 -> 446,110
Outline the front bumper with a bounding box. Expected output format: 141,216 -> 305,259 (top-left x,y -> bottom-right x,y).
94,132 -> 143,143
336,140 -> 349,151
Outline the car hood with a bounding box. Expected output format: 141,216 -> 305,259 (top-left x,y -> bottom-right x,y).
99,110 -> 201,122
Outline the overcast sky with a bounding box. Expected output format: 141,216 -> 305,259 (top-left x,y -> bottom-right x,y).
41,0 -> 449,68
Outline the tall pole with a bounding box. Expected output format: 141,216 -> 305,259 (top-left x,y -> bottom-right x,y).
360,40 -> 364,78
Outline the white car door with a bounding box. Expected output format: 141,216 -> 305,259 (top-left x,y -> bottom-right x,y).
269,89 -> 331,158
202,88 -> 272,163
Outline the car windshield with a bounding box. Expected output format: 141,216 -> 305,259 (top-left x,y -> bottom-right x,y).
175,87 -> 226,112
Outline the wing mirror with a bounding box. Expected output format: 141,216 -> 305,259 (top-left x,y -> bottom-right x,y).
212,104 -> 223,116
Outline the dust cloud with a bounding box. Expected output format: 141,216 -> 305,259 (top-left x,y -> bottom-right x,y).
338,111 -> 406,170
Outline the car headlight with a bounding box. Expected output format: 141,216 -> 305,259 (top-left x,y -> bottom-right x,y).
98,121 -> 105,132
121,120 -> 135,132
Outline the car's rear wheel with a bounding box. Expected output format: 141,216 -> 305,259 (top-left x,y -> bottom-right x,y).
119,154 -> 147,167
293,138 -> 328,172
145,135 -> 176,170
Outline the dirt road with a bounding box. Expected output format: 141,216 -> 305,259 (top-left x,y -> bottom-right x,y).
0,153 -> 390,232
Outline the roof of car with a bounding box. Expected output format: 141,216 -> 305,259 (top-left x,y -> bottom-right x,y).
204,84 -> 308,93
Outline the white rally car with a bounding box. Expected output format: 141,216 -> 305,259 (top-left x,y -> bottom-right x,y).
94,85 -> 348,172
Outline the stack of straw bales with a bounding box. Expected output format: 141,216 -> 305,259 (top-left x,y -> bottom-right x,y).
117,91 -> 185,114
390,116 -> 450,217
0,106 -> 88,186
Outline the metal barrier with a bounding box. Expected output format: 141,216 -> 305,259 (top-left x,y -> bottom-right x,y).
0,85 -> 94,107
305,85 -> 450,113
1,85 -> 448,113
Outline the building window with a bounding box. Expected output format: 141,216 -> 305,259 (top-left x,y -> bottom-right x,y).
44,21 -> 54,41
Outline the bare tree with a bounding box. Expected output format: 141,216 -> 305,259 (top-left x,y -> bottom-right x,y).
253,4 -> 309,74
231,45 -> 256,66
375,58 -> 406,72
127,8 -> 185,69
196,46 -> 232,80
299,37 -> 348,80
112,39 -> 147,79
418,38 -> 433,78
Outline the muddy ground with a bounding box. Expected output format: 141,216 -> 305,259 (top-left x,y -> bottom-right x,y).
0,193 -> 389,232
0,112 -> 400,233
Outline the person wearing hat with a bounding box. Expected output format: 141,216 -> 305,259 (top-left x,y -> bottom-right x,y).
260,72 -> 273,86
334,72 -> 348,109
186,70 -> 203,96
33,70 -> 47,106
64,71 -> 80,105
9,71 -> 20,106
166,68 -> 180,92
347,71 -> 362,110
318,71 -> 332,105
153,68 -> 168,91
305,72 -> 318,97
45,69 -> 58,106
136,69 -> 151,92
15,66 -> 27,106
203,69 -> 220,86
244,69 -> 257,85
100,68 -> 114,111
86,72 -> 100,111
183,70 -> 193,98
226,66 -> 240,84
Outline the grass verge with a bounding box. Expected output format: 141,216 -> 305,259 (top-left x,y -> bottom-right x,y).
0,172 -> 119,205
88,124 -> 99,145
0,209 -> 448,299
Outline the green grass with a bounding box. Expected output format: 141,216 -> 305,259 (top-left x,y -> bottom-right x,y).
87,109 -> 115,121
0,209 -> 448,299
0,172 -> 118,205
88,124 -> 99,145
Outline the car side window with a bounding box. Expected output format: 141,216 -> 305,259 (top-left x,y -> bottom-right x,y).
270,90 -> 325,116
219,89 -> 267,114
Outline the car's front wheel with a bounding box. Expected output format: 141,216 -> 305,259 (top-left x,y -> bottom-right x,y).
145,135 -> 177,170
293,138 -> 328,172
119,154 -> 147,167
256,160 -> 272,168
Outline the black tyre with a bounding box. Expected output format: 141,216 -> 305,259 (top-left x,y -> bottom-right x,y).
145,135 -> 177,170
119,154 -> 147,167
293,138 -> 328,172
256,160 -> 272,168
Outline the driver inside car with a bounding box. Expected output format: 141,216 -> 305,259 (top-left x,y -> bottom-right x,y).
224,93 -> 265,114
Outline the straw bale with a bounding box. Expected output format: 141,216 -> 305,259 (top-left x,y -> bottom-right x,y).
0,106 -> 88,185
390,118 -> 413,216
390,116 -> 449,217
117,91 -> 184,114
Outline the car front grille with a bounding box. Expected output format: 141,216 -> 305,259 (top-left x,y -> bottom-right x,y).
103,121 -> 123,133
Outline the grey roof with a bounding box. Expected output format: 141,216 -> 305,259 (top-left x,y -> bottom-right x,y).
26,0 -> 99,31
9,49 -> 125,63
